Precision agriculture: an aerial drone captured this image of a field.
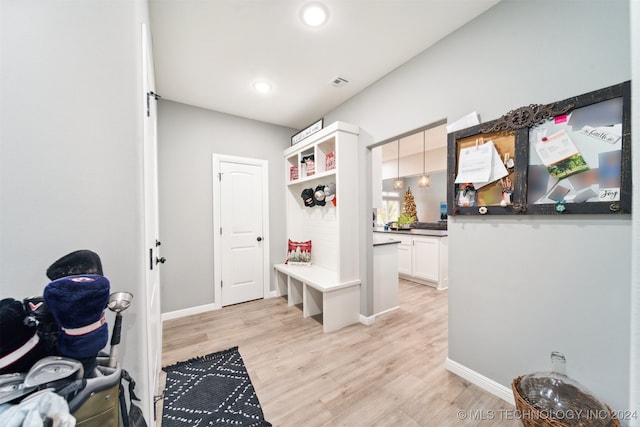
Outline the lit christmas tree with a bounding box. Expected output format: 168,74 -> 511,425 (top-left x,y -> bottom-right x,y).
402,187 -> 418,222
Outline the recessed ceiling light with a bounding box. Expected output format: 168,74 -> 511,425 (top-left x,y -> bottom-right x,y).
301,2 -> 328,27
253,81 -> 272,94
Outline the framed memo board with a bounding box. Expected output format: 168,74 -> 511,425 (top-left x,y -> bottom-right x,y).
447,126 -> 528,216
524,81 -> 631,214
447,81 -> 631,216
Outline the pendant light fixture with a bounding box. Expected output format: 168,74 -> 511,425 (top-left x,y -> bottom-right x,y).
393,139 -> 404,190
418,130 -> 431,188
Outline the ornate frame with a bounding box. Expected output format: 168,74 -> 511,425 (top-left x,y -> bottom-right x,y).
447,81 -> 631,216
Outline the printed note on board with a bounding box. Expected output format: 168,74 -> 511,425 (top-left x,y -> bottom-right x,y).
534,130 -> 589,179
455,140 -> 508,189
471,140 -> 508,190
454,141 -> 493,184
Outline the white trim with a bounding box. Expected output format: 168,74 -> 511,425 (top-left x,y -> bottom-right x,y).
212,154 -> 270,308
212,154 -> 223,311
374,306 -> 400,317
265,290 -> 279,299
359,314 -> 375,325
283,121 -> 358,157
359,306 -> 400,326
630,2 -> 640,422
445,357 -> 515,405
161,302 -> 218,322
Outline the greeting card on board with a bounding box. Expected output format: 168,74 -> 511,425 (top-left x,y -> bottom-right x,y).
534,130 -> 589,179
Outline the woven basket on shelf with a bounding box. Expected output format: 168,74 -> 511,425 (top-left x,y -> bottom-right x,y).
512,376 -> 620,427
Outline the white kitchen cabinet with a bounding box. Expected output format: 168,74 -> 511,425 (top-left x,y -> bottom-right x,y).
411,236 -> 440,283
375,231 -> 448,290
396,234 -> 413,276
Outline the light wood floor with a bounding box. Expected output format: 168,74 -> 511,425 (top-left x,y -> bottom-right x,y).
159,279 -> 521,426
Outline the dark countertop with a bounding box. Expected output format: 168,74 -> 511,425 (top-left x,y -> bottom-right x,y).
413,221 -> 448,230
373,227 -> 448,237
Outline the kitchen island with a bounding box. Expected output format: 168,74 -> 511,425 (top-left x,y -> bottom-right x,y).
372,235 -> 401,317
373,225 -> 448,290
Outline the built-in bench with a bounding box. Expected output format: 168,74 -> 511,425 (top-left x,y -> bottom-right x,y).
273,263 -> 360,333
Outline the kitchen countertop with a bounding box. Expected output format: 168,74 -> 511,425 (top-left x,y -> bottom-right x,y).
373,227 -> 448,237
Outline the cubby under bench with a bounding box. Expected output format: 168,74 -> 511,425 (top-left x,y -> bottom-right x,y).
274,263 -> 361,333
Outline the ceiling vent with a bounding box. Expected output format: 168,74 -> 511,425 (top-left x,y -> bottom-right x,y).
331,76 -> 349,87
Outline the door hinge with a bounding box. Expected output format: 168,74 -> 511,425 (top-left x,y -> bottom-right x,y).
221,280 -> 223,288
218,172 -> 223,181
219,227 -> 222,235
153,393 -> 164,420
146,91 -> 161,117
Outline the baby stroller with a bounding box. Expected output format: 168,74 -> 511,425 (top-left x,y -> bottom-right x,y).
0,250 -> 144,427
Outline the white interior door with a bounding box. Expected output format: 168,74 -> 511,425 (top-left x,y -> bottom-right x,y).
217,158 -> 268,306
141,23 -> 162,424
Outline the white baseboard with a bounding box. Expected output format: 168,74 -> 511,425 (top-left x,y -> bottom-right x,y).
165,300 -> 384,327
162,302 -> 219,322
359,306 -> 400,326
445,357 -> 515,405
265,290 -> 281,299
162,291 -> 284,322
359,314 -> 375,325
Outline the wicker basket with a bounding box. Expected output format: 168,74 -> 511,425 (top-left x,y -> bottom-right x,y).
512,376 -> 620,427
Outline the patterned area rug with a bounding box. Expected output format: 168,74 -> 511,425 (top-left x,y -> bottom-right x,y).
162,347 -> 271,427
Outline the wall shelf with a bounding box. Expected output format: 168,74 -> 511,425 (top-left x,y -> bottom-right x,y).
287,169 -> 336,186
277,121 -> 361,332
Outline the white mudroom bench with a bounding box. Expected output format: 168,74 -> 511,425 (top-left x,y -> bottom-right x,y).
274,263 -> 360,333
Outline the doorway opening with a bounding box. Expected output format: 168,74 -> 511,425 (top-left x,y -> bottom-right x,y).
371,120 -> 449,228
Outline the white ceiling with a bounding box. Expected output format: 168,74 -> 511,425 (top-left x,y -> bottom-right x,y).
149,0 -> 500,130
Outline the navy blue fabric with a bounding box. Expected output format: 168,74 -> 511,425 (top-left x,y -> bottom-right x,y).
43,274 -> 110,360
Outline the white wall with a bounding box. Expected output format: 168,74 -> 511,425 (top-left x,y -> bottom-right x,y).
157,100 -> 293,313
629,0 -> 640,424
1,0 -> 155,422
324,0 -> 632,413
380,147 -> 447,180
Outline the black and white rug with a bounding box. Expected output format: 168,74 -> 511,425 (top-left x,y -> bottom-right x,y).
162,347 -> 271,427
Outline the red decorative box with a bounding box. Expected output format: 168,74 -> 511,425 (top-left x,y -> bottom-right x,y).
326,152 -> 335,170
306,160 -> 315,176
290,165 -> 298,181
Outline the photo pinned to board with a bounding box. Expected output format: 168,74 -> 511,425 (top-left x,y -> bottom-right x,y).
527,96 -> 623,205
